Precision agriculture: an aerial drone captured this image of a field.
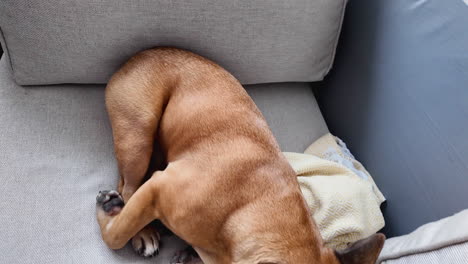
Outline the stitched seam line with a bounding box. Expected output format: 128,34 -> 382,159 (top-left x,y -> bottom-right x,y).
0,26 -> 17,81
0,27 -> 16,77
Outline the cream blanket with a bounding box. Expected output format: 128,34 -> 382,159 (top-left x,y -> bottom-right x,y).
283,133 -> 385,250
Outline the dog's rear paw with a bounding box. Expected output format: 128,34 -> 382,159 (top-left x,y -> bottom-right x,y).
96,190 -> 124,216
132,225 -> 161,258
171,247 -> 202,264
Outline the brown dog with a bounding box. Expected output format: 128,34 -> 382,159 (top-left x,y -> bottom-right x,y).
96,47 -> 385,264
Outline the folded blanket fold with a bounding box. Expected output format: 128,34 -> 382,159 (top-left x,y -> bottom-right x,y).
283,133 -> 385,250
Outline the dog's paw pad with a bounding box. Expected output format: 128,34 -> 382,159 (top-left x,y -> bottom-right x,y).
96,190 -> 124,215
132,228 -> 161,258
170,247 -> 200,264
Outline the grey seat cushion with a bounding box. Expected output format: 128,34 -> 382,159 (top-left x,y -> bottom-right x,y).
0,0 -> 346,85
0,56 -> 328,263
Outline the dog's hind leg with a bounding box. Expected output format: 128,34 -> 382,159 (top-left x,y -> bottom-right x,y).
104,53 -> 172,257
106,96 -> 163,256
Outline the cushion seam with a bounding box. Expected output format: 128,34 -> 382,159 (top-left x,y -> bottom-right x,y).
0,27 -> 17,81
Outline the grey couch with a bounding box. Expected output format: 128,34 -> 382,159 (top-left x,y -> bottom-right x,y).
0,0 -> 467,263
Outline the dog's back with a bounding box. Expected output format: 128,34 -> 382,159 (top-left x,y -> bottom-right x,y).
102,48 -> 384,264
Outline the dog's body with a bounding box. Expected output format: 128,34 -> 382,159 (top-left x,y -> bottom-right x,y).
96,48 -> 384,264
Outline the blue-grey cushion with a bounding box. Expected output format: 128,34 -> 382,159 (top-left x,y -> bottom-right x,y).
0,0 -> 346,85
319,0 -> 468,237
0,54 -> 328,263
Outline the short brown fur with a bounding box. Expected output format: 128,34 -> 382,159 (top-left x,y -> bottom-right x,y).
96,47 -> 384,264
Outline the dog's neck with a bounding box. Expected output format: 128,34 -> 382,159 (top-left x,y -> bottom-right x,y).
231,237 -> 288,264
229,232 -> 337,264
221,191 -> 336,264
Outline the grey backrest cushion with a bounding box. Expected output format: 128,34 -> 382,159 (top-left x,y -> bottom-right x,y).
0,0 -> 347,85
319,0 -> 468,237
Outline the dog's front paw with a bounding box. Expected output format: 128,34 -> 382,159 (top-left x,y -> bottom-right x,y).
131,225 -> 161,257
171,247 -> 202,264
96,190 -> 124,216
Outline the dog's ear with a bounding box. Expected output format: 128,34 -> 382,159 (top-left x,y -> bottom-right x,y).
335,233 -> 385,264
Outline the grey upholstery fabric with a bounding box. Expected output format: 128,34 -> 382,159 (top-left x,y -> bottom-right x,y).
0,0 -> 346,85
0,56 -> 328,263
381,243 -> 468,264
378,210 -> 468,264
318,0 -> 468,237
246,83 -> 329,152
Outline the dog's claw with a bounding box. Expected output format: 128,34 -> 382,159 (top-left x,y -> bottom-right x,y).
131,226 -> 161,258
96,190 -> 124,215
171,247 -> 201,264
